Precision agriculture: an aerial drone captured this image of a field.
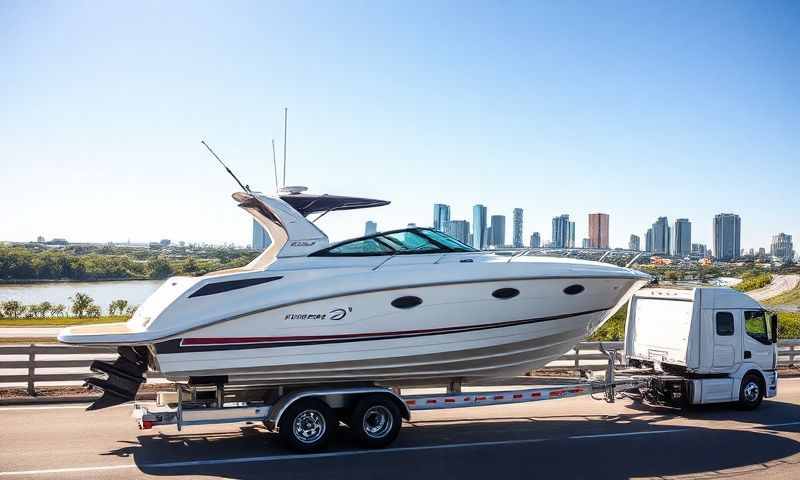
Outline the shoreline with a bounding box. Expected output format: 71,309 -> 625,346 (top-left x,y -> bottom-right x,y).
0,278 -> 161,285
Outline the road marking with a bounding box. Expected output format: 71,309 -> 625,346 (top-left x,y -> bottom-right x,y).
0,403 -> 131,412
569,429 -> 686,439
757,420 -> 800,428
0,465 -> 136,476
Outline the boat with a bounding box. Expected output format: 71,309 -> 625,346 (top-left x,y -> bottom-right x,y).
58,188 -> 651,409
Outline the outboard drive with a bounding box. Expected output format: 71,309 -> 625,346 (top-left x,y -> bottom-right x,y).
85,346 -> 149,410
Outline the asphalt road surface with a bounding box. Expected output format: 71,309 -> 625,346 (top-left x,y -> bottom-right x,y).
2,379 -> 800,479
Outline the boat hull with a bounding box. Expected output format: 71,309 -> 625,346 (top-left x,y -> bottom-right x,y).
153,276 -> 645,385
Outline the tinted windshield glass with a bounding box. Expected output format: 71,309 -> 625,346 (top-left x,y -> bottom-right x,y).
419,229 -> 476,252
327,238 -> 393,255
381,231 -> 440,252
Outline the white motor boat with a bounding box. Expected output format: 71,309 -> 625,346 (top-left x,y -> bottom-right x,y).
59,189 -> 650,409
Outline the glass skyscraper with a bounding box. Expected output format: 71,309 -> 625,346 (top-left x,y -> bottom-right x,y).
512,208 -> 523,248
713,213 -> 741,261
472,204 -> 487,249
433,204 -> 450,232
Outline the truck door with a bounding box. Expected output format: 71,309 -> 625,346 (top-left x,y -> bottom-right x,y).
712,310 -> 739,368
742,310 -> 774,371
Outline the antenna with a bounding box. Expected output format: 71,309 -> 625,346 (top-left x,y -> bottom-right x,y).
201,140 -> 250,193
282,107 -> 288,187
271,139 -> 279,193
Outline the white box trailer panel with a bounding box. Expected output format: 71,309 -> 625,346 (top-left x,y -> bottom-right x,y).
625,288 -> 699,368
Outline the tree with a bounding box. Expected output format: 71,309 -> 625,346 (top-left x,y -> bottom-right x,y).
125,305 -> 138,316
51,304 -> 66,317
85,304 -> 102,317
147,257 -> 174,279
1,300 -> 25,318
69,292 -> 94,318
109,299 -> 128,316
38,302 -> 52,317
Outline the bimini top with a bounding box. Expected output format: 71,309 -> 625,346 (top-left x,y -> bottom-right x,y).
279,193 -> 390,217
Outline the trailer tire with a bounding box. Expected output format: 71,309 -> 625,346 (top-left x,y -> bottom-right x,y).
350,394 -> 402,448
737,373 -> 764,410
278,398 -> 335,452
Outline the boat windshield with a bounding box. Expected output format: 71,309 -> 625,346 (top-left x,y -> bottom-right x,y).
311,228 -> 477,256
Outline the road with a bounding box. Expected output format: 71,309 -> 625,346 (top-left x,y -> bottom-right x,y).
1,379 -> 800,479
0,327 -> 61,338
747,274 -> 800,302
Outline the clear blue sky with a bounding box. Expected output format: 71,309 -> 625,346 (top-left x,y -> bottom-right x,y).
2,1 -> 798,249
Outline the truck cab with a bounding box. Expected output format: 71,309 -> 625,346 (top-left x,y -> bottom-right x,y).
623,287 -> 778,408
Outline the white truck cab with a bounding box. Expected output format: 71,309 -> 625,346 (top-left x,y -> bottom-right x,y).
624,287 -> 778,409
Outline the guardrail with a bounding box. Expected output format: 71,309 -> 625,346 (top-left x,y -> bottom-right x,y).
1,341 -> 798,396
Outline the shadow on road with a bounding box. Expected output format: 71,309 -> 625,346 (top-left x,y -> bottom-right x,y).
97,398 -> 800,480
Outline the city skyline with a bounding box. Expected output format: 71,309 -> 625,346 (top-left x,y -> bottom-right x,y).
2,3 -> 798,250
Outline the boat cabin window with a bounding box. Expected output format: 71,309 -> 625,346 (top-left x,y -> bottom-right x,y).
382,231 -> 440,252
327,238 -> 394,255
310,228 -> 477,257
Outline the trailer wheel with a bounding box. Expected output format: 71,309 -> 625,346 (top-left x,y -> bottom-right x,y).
350,394 -> 402,448
278,398 -> 335,452
737,374 -> 764,410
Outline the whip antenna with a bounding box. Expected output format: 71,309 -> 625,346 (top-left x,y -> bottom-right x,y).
201,140 -> 250,192
282,107 -> 288,187
271,139 -> 279,192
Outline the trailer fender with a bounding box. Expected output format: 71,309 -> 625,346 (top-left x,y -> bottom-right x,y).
264,386 -> 410,430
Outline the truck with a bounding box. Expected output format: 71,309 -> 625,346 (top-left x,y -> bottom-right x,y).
624,287 -> 778,409
132,286 -> 778,452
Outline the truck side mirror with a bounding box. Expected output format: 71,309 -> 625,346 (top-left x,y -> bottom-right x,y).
770,314 -> 779,344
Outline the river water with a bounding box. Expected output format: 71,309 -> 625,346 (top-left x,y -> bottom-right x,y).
0,280 -> 163,308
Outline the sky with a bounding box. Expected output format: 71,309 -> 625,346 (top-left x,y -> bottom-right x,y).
2,1 -> 799,250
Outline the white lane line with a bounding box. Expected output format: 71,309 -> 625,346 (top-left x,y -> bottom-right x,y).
569,429 -> 686,440
0,465 -> 136,476
758,421 -> 800,428
0,405 -> 91,411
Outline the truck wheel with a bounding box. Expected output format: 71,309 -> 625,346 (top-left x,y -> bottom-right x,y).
737,374 -> 764,410
350,394 -> 402,448
278,398 -> 335,452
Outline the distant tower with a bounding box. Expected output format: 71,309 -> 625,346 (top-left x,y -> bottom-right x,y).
551,214 -> 575,248
673,218 -> 691,257
446,220 -> 471,244
530,232 -> 541,248
512,208 -> 523,248
365,221 -> 378,236
472,205 -> 488,249
433,204 -> 451,232
490,215 -> 506,247
629,234 -> 640,251
713,213 -> 741,261
588,213 -> 609,249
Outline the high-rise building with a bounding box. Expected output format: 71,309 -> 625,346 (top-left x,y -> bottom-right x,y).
691,243 -> 707,257
588,213 -> 609,249
365,221 -> 377,236
530,232 -> 541,248
645,228 -> 653,252
652,217 -> 671,255
673,218 -> 691,257
551,214 -> 575,248
713,213 -> 741,261
446,220 -> 470,245
512,208 -> 523,248
472,204 -> 488,249
758,247 -> 766,257
581,238 -> 591,249
629,234 -> 640,251
433,204 -> 450,232
490,215 -> 506,247
252,220 -> 271,251
771,233 -> 795,262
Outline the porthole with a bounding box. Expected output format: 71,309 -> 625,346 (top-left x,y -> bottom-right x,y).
391,296 -> 423,309
563,284 -> 585,295
492,288 -> 520,299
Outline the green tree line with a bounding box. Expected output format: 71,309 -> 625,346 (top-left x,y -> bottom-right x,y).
0,245 -> 257,281
1,293 -> 136,319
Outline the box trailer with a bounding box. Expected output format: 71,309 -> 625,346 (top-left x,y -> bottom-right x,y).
623,287 -> 778,408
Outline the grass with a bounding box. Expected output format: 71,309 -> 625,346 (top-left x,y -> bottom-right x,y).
734,272 -> 773,292
0,337 -> 58,344
0,315 -> 129,327
763,284 -> 800,307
